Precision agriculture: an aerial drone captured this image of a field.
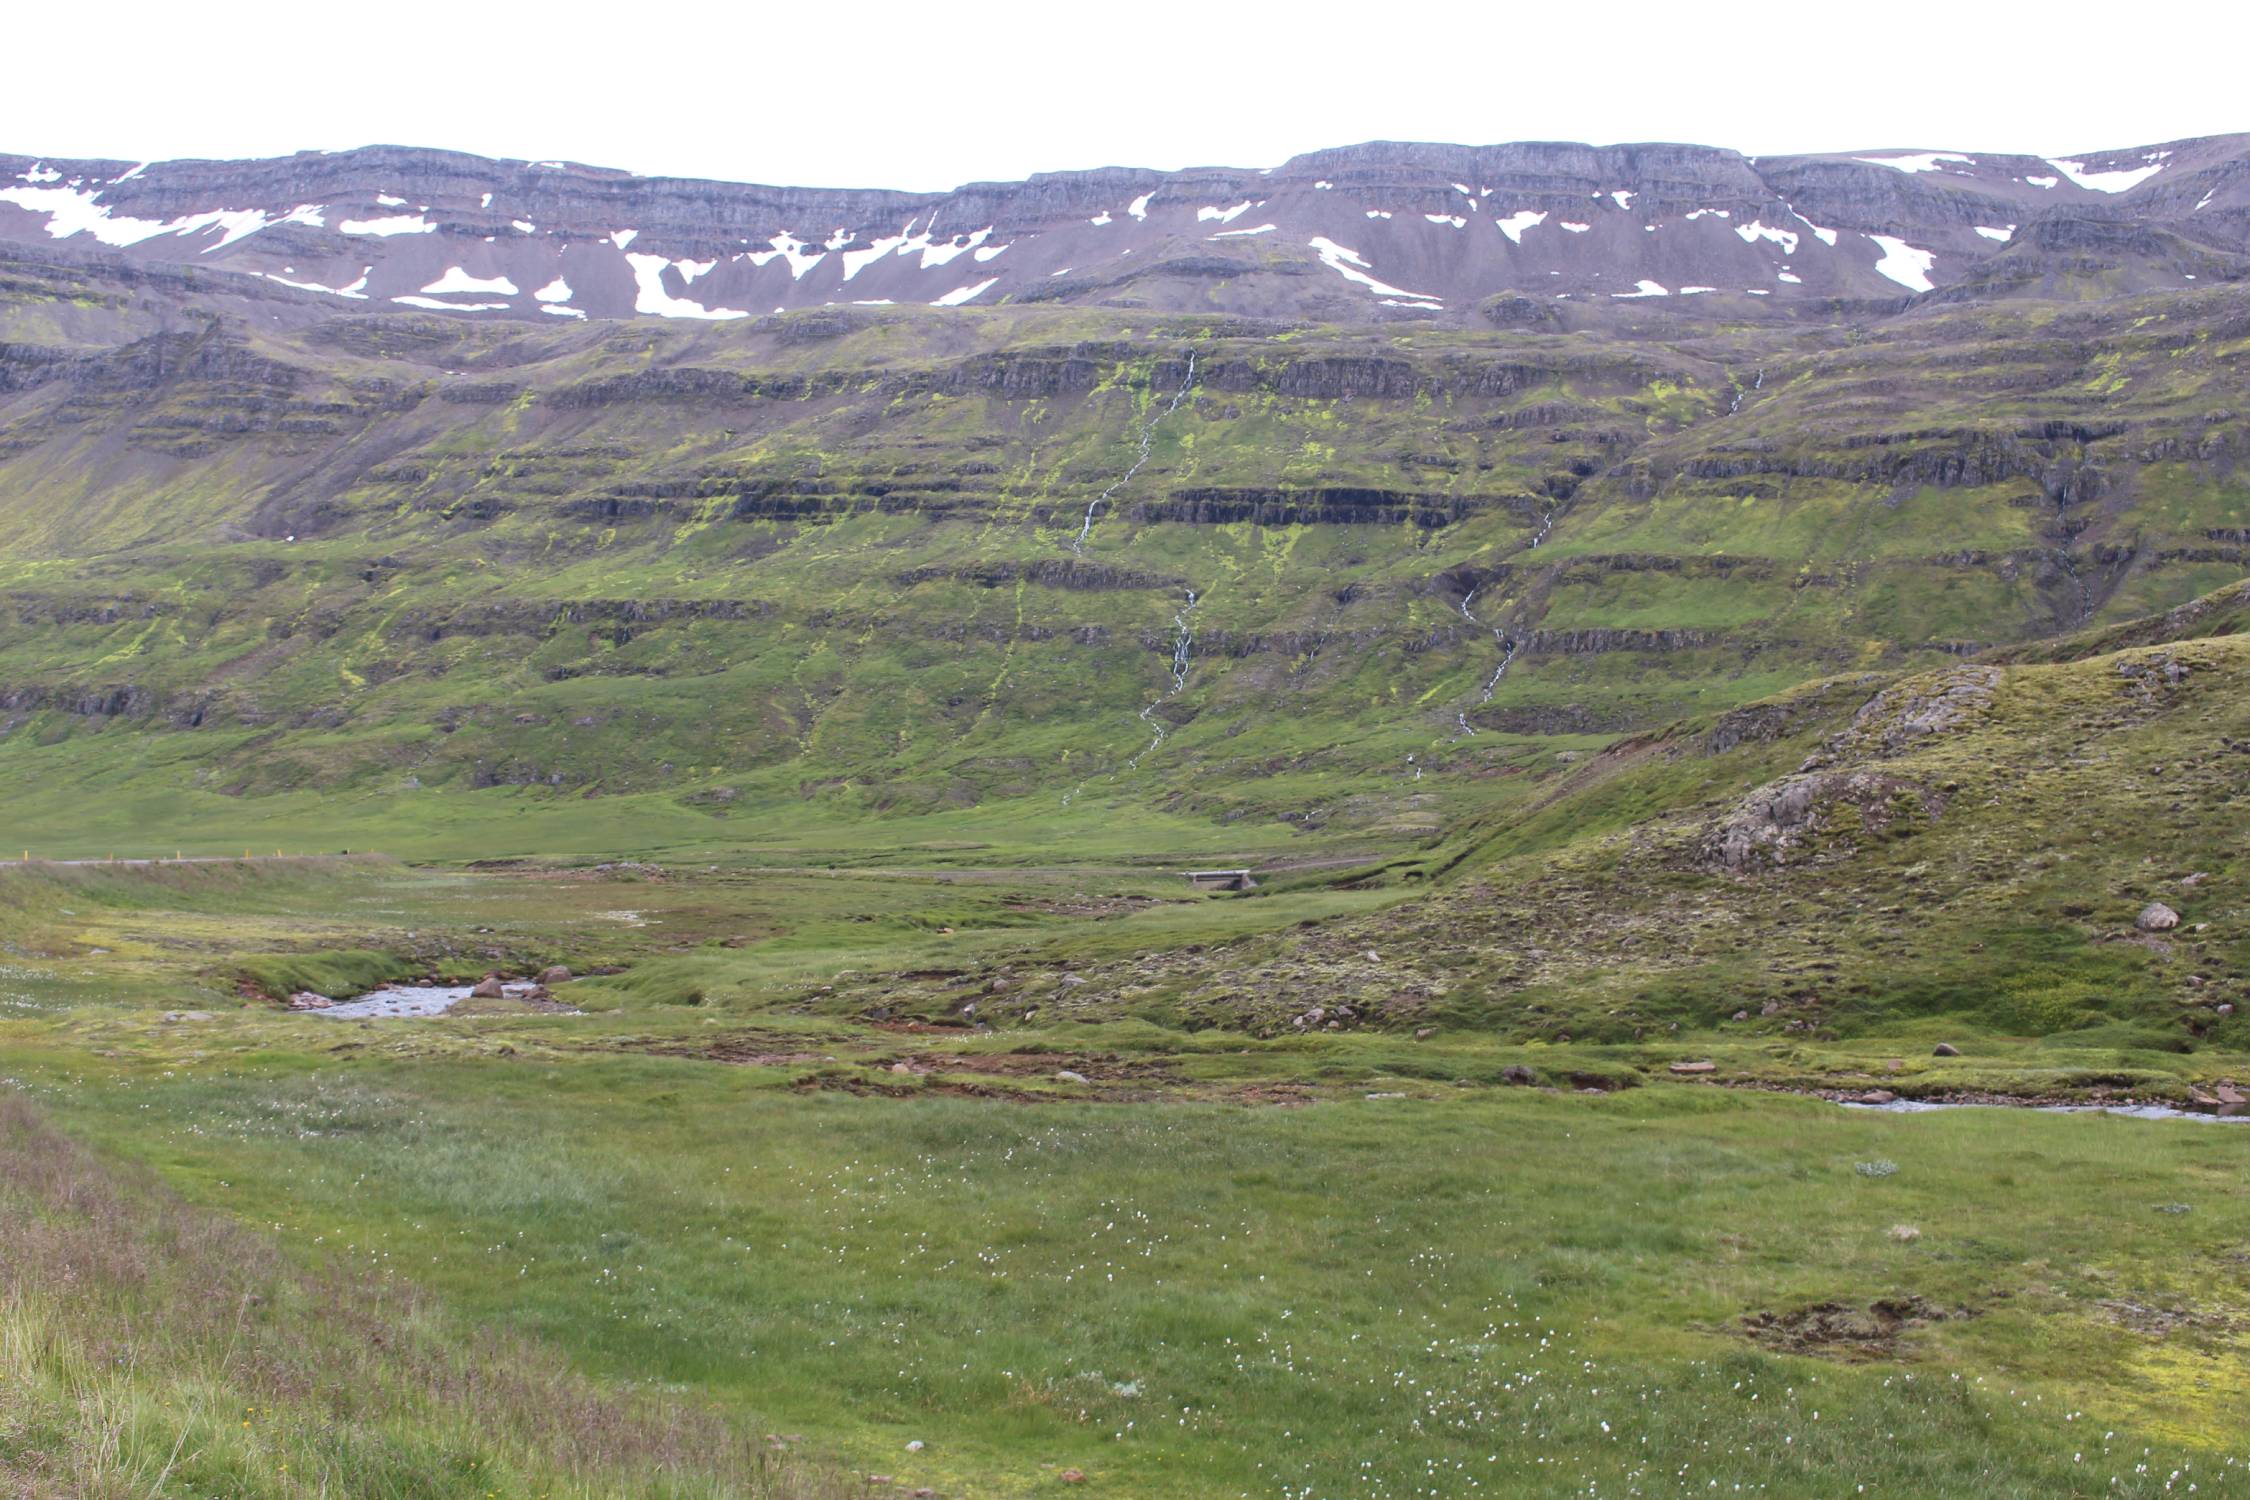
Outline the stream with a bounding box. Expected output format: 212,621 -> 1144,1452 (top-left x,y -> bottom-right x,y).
1840,1098 -> 2245,1124
1073,352 -> 1198,555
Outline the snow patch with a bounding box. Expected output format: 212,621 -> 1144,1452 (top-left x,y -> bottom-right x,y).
339,214 -> 436,236
1679,285 -> 1717,294
423,266 -> 518,296
624,252 -> 750,319
1494,209 -> 1546,243
1089,211 -> 1113,226
1735,221 -> 1799,255
973,242 -> 1009,262
1210,223 -> 1275,238
540,305 -> 587,319
1197,201 -> 1254,224
1609,189 -> 1635,209
1854,152 -> 1973,174
480,192 -> 493,208
533,276 -> 572,303
931,277 -> 998,307
1685,208 -> 1731,220
609,228 -> 639,249
1776,271 -> 1803,284
1364,209 -> 1393,219
2046,156 -> 2165,193
2023,175 -> 2058,189
1307,236 -> 1441,307
1425,213 -> 1465,228
2196,190 -> 2215,211
511,219 -> 536,233
1611,280 -> 1669,298
260,268 -> 370,299
16,162 -> 61,183
1786,208 -> 1840,246
111,162 -> 149,184
1127,192 -> 1153,219
1866,233 -> 1935,291
1559,221 -> 1591,233
744,231 -> 824,280
1974,224 -> 2015,242
0,184 -> 324,250
391,295 -> 508,312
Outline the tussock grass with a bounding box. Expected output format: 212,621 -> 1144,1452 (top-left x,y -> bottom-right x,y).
0,1094 -> 840,1498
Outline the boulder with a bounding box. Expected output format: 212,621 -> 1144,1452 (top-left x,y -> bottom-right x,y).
1414,1027 -> 1436,1040
536,965 -> 572,985
286,990 -> 333,1010
2137,902 -> 2181,932
1932,1042 -> 1962,1057
1501,1064 -> 1537,1086
161,1010 -> 215,1023
1055,1070 -> 1090,1084
1669,1060 -> 1717,1075
470,976 -> 506,999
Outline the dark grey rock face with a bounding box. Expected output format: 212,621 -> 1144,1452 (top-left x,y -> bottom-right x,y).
1,135 -> 2244,324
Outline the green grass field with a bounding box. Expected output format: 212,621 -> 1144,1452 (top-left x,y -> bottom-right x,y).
2,818 -> 2245,1496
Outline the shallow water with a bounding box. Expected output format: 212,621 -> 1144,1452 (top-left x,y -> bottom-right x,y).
1840,1098 -> 2246,1124
310,985 -> 475,1020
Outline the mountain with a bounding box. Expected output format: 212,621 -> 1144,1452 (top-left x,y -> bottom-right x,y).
0,135 -> 2246,862
4,135 -> 2247,326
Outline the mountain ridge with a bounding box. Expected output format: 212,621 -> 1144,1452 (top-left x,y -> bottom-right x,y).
4,133 -> 2245,324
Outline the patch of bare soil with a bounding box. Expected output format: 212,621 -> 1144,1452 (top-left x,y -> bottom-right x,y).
883,1051 -> 1183,1083
1003,894 -> 1169,919
2096,1297 -> 2243,1339
788,1071 -> 1048,1104
1232,1083 -> 1315,1108
1737,1296 -> 1972,1359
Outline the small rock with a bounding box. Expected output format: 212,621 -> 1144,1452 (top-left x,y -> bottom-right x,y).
889,1063 -> 915,1075
1414,1027 -> 1436,1040
286,991 -> 333,1010
470,976 -> 506,999
1060,1472 -> 1086,1485
1732,1009 -> 1749,1022
905,1440 -> 925,1453
1363,950 -> 1381,963
2137,902 -> 2181,932
536,965 -> 572,985
1055,1070 -> 1089,1084
2217,1003 -> 2235,1017
1060,974 -> 1087,986
2181,872 -> 2210,888
1888,1223 -> 1921,1242
1501,1064 -> 1536,1086
161,1010 -> 215,1023
1858,1089 -> 1897,1105
1932,1042 -> 1962,1057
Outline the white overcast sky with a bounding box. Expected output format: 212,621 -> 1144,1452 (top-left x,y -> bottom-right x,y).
7,1 -> 2242,190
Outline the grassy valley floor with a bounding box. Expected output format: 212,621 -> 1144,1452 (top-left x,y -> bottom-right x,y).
2,856 -> 2246,1498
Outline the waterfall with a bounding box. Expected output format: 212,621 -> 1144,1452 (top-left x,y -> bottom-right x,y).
1126,588 -> 1200,771
1073,352 -> 1198,556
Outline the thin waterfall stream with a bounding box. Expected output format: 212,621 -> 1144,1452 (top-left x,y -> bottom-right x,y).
1073,352 -> 1197,556
1057,353 -> 1203,804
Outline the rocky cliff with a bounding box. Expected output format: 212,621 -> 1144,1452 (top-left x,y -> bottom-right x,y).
3,134 -> 2245,326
